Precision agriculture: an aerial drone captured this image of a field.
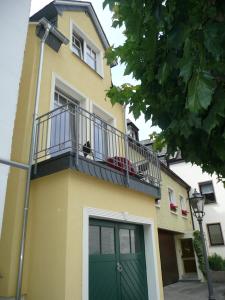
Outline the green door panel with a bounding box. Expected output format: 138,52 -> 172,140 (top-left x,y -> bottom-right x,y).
89,219 -> 148,300
120,258 -> 148,300
89,260 -> 119,300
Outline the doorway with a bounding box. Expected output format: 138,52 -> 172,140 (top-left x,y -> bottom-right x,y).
89,219 -> 149,300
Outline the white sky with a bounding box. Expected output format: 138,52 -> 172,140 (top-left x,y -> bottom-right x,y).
30,0 -> 160,140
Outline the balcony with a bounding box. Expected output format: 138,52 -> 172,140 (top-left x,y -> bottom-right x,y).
32,104 -> 161,198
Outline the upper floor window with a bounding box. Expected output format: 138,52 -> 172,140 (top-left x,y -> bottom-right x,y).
207,223 -> 224,246
180,195 -> 188,216
168,188 -> 177,211
86,45 -> 97,70
168,188 -> 175,204
199,181 -> 216,204
71,22 -> 103,76
72,33 -> 83,59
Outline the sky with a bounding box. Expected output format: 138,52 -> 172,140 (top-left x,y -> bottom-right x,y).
30,0 -> 159,140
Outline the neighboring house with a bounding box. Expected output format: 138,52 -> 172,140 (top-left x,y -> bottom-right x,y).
169,158 -> 225,259
0,0 -> 31,234
142,139 -> 225,259
156,164 -> 202,285
130,127 -> 201,286
0,2 -> 163,300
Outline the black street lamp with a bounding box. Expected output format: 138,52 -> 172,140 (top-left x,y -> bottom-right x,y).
189,189 -> 216,300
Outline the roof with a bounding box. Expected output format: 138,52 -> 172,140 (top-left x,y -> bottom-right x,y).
126,118 -> 139,132
30,0 -> 110,49
160,162 -> 190,190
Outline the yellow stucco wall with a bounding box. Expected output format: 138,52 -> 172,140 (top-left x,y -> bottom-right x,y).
25,170 -> 164,300
0,10 -> 126,297
156,170 -> 193,233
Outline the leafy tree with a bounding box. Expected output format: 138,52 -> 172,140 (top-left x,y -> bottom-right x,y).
103,0 -> 225,179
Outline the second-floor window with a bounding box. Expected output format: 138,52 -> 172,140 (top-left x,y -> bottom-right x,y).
72,29 -> 101,74
72,33 -> 84,59
199,181 -> 216,204
168,188 -> 175,204
86,45 -> 97,70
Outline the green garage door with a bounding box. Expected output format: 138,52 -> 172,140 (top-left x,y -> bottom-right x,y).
89,219 -> 149,300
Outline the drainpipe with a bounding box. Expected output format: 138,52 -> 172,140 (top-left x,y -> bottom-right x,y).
123,104 -> 127,134
15,20 -> 51,300
0,158 -> 29,170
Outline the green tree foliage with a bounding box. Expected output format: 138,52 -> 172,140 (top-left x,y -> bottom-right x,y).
103,0 -> 225,178
193,230 -> 206,276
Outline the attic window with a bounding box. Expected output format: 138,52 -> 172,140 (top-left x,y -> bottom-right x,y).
71,22 -> 103,76
72,33 -> 84,59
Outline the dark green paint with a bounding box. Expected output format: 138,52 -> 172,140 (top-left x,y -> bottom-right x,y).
89,219 -> 148,300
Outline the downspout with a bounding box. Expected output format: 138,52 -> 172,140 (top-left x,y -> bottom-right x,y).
15,22 -> 51,300
123,104 -> 127,134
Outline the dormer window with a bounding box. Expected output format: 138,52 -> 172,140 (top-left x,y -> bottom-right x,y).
71,21 -> 103,76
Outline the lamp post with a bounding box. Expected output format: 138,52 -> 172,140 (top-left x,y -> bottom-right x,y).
189,189 -> 216,300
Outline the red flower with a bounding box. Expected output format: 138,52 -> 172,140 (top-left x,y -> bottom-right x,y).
170,203 -> 178,211
182,209 -> 188,216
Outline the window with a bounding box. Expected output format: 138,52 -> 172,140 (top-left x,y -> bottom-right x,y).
199,181 -> 216,204
207,223 -> 224,246
50,89 -> 79,154
72,32 -> 83,58
155,198 -> 161,206
89,225 -> 115,255
86,45 -> 97,70
180,195 -> 188,216
180,195 -> 186,210
168,188 -> 177,211
168,188 -> 175,204
71,24 -> 102,74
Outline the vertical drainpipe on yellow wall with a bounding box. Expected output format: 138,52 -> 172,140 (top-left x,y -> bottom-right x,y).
15,19 -> 52,300
15,17 -> 69,300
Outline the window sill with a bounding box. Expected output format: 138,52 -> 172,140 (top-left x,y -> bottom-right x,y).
71,51 -> 104,79
181,215 -> 188,219
170,210 -> 178,216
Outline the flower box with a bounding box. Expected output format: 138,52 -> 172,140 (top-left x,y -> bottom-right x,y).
181,209 -> 188,216
170,203 -> 178,211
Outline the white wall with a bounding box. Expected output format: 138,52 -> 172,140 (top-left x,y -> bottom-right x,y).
170,162 -> 225,258
0,0 -> 31,233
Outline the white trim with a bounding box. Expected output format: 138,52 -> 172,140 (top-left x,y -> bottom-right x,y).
47,73 -> 89,152
51,73 -> 89,111
55,1 -> 110,49
83,207 -> 160,300
170,211 -> 178,216
92,101 -> 116,126
70,19 -> 104,77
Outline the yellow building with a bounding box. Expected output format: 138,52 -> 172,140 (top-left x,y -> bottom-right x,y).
0,1 -> 163,300
140,139 -> 202,286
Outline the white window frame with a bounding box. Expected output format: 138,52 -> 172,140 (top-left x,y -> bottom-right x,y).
70,19 -> 104,77
83,207 -> 161,300
90,102 -> 115,159
179,195 -> 186,210
48,73 -> 89,153
168,187 -> 176,204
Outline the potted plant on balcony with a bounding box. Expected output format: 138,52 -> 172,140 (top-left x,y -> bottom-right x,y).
208,253 -> 225,283
181,209 -> 188,216
170,202 -> 178,212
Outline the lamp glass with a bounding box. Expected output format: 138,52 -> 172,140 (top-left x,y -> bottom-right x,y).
189,190 -> 205,219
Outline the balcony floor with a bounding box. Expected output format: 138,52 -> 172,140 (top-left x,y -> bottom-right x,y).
31,151 -> 160,199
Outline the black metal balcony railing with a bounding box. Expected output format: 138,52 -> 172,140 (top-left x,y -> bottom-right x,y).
34,104 -> 161,187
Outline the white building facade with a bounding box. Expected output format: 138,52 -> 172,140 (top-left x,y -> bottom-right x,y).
0,0 -> 31,233
170,161 -> 225,258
